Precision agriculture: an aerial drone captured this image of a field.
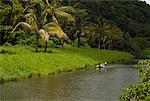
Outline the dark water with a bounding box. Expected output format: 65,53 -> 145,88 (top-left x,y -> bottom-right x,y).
0,65 -> 139,101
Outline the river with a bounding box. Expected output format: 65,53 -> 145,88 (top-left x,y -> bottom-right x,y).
0,64 -> 140,101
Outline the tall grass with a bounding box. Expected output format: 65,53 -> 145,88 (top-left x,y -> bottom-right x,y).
0,45 -> 132,81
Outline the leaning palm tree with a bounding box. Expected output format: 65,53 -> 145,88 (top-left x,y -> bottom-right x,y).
39,22 -> 69,51
30,0 -> 75,50
12,0 -> 75,52
12,21 -> 68,52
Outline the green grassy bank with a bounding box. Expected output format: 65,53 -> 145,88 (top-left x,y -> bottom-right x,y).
0,45 -> 132,82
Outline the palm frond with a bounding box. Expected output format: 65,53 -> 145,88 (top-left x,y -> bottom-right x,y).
41,6 -> 53,23
44,25 -> 68,40
45,0 -> 49,6
56,6 -> 75,13
62,32 -> 69,41
30,0 -> 45,9
38,29 -> 49,41
42,22 -> 60,28
30,21 -> 38,31
73,1 -> 80,7
25,9 -> 38,25
47,27 -> 62,38
44,6 -> 53,14
12,22 -> 32,33
75,8 -> 87,15
52,16 -> 59,24
55,11 -> 75,22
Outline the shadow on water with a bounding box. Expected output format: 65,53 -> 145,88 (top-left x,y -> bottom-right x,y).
0,61 -> 140,101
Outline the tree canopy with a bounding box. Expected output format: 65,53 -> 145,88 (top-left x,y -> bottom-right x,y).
0,0 -> 150,55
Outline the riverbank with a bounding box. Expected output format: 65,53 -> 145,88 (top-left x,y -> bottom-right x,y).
0,45 -> 133,82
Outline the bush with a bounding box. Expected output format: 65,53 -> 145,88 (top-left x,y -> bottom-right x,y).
133,37 -> 150,50
74,37 -> 91,48
120,60 -> 150,101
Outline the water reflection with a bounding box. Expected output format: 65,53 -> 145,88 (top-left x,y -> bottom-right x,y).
0,65 -> 139,101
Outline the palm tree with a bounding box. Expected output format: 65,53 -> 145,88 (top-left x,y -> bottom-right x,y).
103,24 -> 123,50
88,16 -> 123,49
30,0 -> 75,24
91,19 -> 123,49
69,8 -> 88,48
39,22 -> 69,52
31,0 -> 75,50
12,0 -> 75,52
94,16 -> 105,49
74,17 -> 89,48
12,22 -> 67,52
88,16 -> 105,49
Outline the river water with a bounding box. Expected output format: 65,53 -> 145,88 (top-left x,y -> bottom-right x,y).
0,64 -> 139,101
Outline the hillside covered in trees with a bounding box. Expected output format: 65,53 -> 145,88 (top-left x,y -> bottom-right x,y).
0,0 -> 150,55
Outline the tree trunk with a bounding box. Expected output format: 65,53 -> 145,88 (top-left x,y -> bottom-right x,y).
103,44 -> 106,49
0,32 -> 2,45
108,43 -> 111,50
61,40 -> 64,48
44,41 -> 47,52
71,41 -> 74,46
35,33 -> 39,52
98,39 -> 101,49
77,32 -> 81,48
108,41 -> 112,50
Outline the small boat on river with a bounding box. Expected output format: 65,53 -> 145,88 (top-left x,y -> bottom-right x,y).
96,62 -> 109,71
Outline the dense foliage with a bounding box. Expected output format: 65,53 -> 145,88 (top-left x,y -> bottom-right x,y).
0,0 -> 150,55
66,0 -> 150,55
120,60 -> 150,101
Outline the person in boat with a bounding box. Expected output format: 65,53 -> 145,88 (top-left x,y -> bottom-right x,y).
96,61 -> 108,69
104,61 -> 108,66
99,63 -> 105,68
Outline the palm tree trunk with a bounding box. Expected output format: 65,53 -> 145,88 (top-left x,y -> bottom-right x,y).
97,32 -> 101,49
77,32 -> 81,48
98,39 -> 101,49
61,40 -> 64,48
44,41 -> 47,52
35,33 -> 39,52
108,41 -> 112,50
103,43 -> 106,49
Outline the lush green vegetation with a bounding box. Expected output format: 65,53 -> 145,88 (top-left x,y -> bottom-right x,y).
120,60 -> 150,101
63,0 -> 150,55
0,45 -> 132,82
1,0 -> 150,56
0,0 -> 150,99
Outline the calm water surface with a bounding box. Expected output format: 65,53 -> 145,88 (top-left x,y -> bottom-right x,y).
0,64 -> 139,101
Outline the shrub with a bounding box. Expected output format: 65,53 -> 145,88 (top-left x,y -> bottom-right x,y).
120,60 -> 150,101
